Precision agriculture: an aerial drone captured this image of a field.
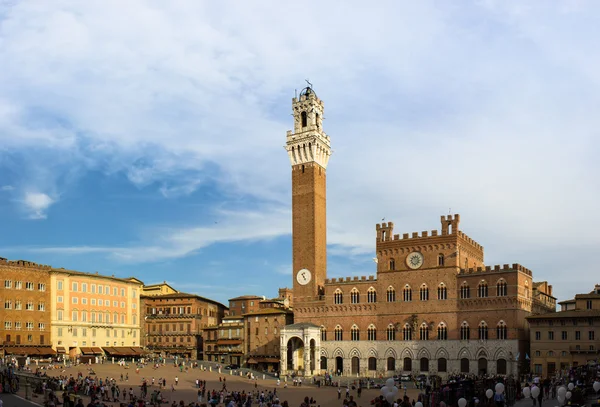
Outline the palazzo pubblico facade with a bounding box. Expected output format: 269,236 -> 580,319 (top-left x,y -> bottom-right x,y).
280,86 -> 556,379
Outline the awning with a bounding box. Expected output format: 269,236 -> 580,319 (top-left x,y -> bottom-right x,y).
247,358 -> 258,364
103,347 -> 145,356
265,358 -> 280,363
56,347 -> 67,354
4,347 -> 33,355
36,347 -> 57,356
217,339 -> 242,345
79,347 -> 100,355
92,347 -> 103,354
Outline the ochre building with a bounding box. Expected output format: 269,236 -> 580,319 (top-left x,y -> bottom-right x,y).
526,284 -> 600,378
0,258 -> 55,357
280,86 -> 555,378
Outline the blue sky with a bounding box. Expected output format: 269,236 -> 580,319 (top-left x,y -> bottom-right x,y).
1,1 -> 599,305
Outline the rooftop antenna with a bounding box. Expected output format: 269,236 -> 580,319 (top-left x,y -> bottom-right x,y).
449,207 -> 451,215
305,78 -> 313,88
295,89 -> 297,98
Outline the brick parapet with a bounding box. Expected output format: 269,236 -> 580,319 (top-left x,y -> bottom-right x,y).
0,257 -> 52,270
459,263 -> 532,277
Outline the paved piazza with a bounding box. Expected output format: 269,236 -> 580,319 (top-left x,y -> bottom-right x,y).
39,362 -> 423,406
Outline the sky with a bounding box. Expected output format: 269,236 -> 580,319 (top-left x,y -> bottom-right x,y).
0,1 -> 599,306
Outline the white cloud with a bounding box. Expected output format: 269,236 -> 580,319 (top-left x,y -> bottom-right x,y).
0,1 -> 599,300
22,192 -> 55,219
1,185 -> 14,191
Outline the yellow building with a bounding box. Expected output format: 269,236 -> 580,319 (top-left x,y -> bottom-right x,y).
140,281 -> 179,297
50,268 -> 143,359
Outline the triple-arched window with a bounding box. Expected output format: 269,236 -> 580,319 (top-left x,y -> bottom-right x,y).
367,287 -> 377,303
334,325 -> 343,341
478,281 -> 489,298
387,286 -> 396,302
437,323 -> 448,340
438,283 -> 447,300
350,288 -> 360,304
403,285 -> 412,302
460,321 -> 470,340
419,284 -> 429,301
403,324 -> 412,341
387,324 -> 396,341
351,325 -> 360,341
496,279 -> 507,297
478,321 -> 489,340
419,323 -> 429,340
320,326 -> 327,341
367,324 -> 377,341
334,289 -> 343,304
497,321 -> 508,340
460,282 -> 470,299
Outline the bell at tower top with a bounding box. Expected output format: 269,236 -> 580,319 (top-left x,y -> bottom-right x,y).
286,84 -> 331,169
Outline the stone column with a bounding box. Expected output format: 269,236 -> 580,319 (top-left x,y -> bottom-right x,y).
304,345 -> 311,376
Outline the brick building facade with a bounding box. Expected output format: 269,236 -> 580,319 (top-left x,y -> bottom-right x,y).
0,258 -> 54,357
142,291 -> 227,360
280,86 -> 556,378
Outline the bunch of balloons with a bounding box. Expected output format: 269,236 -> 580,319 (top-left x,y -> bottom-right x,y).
380,378 -> 400,404
594,380 -> 600,393
522,385 -> 540,400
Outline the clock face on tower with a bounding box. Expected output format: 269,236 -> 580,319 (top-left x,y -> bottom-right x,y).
296,268 -> 312,285
406,252 -> 424,269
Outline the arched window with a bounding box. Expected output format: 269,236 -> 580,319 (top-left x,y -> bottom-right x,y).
496,279 -> 507,297
367,324 -> 377,341
321,326 -> 327,341
460,322 -> 470,340
524,281 -> 530,299
367,287 -> 377,303
419,284 -> 429,301
460,282 -> 470,299
387,286 -> 396,302
334,325 -> 343,341
334,289 -> 343,304
389,258 -> 396,270
387,357 -> 395,371
478,281 -> 488,298
438,358 -> 447,372
420,357 -> 429,372
437,323 -> 447,340
419,323 -> 429,340
478,321 -> 488,340
350,288 -> 360,304
497,321 -> 508,340
301,111 -> 307,127
403,324 -> 412,341
460,358 -> 470,373
368,357 -> 377,371
438,254 -> 445,266
351,325 -> 360,341
403,285 -> 412,302
387,324 -> 396,341
437,283 -> 447,300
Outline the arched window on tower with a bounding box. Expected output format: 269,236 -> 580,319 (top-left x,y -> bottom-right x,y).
460,321 -> 470,340
497,321 -> 508,340
419,323 -> 429,340
387,324 -> 396,341
525,281 -> 530,299
438,283 -> 447,300
334,325 -> 343,341
438,254 -> 445,266
437,322 -> 448,340
478,321 -> 489,340
496,279 -> 507,297
387,286 -> 396,302
321,326 -> 327,341
403,324 -> 412,341
367,287 -> 377,303
478,281 -> 489,298
351,325 -> 360,341
334,289 -> 343,304
389,258 -> 396,270
367,324 -> 377,341
350,288 -> 360,304
301,111 -> 307,127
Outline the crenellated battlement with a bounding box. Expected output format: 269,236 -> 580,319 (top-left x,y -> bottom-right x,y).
459,263 -> 532,276
457,231 -> 483,251
0,257 -> 53,270
325,275 -> 376,285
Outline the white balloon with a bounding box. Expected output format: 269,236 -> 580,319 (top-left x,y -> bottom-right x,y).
380,386 -> 389,396
415,402 -> 423,407
565,391 -> 571,400
557,395 -> 564,405
557,386 -> 567,397
386,392 -> 396,403
386,378 -> 395,388
567,383 -> 574,391
486,389 -> 494,399
458,398 -> 467,407
522,387 -> 531,398
391,386 -> 399,395
495,383 -> 505,394
594,381 -> 600,392
531,386 -> 540,398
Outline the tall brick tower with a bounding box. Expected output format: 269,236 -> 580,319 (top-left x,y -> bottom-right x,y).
285,85 -> 331,304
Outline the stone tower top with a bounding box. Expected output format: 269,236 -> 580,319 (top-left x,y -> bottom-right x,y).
285,85 -> 331,169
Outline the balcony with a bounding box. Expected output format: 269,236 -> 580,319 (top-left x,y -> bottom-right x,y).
145,314 -> 202,320
569,345 -> 599,354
